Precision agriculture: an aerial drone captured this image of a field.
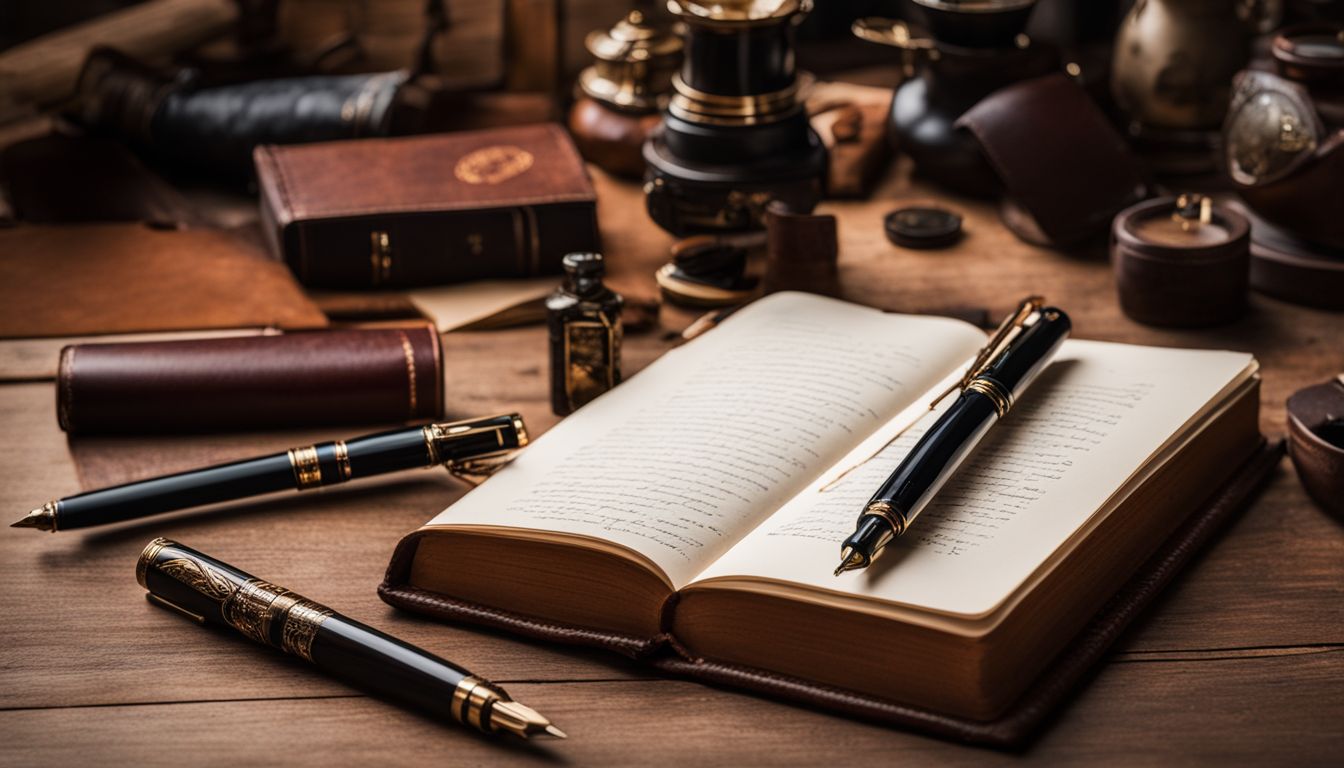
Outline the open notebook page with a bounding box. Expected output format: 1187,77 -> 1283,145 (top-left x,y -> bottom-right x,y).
695,340 -> 1253,617
422,292 -> 986,587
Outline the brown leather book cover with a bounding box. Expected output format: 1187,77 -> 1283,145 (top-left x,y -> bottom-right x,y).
379,440 -> 1282,748
254,123 -> 601,289
0,223 -> 328,338
57,324 -> 443,434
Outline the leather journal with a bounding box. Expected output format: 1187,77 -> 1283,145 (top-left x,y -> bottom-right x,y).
378,293 -> 1278,747
57,324 -> 443,434
254,123 -> 602,289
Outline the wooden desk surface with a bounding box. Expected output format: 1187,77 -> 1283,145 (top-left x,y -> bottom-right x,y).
1,165 -> 1342,766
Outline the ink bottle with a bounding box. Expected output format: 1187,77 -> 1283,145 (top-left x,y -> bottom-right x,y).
547,252 -> 623,415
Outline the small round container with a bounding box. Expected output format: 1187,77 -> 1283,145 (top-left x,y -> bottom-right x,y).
1111,196 -> 1251,328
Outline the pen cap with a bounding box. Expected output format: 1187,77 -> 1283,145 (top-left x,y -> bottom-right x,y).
427,413 -> 530,465
981,307 -> 1071,399
136,538 -> 256,628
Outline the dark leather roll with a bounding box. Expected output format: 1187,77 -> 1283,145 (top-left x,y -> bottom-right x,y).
57,325 -> 443,435
956,74 -> 1149,248
1287,377 -> 1344,520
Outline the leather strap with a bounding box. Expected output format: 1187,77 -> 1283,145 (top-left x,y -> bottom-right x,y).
956,74 -> 1148,248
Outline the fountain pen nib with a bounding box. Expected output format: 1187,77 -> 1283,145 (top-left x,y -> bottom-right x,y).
490,699 -> 566,739
11,504 -> 55,532
833,546 -> 866,577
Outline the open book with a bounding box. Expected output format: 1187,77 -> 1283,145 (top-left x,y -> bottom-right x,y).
382,292 -> 1262,723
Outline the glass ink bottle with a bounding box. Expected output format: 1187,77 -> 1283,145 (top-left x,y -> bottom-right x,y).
547,252 -> 623,416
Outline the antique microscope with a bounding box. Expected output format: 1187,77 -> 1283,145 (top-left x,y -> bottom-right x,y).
643,0 -> 827,235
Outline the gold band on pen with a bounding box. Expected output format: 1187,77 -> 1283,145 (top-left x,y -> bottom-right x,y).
333,441 -> 352,481
288,446 -> 323,489
863,500 -> 907,537
966,377 -> 1013,418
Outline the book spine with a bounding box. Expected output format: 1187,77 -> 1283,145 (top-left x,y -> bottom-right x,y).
281,203 -> 599,290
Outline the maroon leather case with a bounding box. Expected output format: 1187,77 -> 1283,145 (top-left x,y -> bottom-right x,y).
380,440 -> 1281,748
254,124 -> 601,289
58,325 -> 443,434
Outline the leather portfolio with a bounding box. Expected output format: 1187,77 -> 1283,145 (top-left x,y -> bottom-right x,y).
254,124 -> 601,289
379,440 -> 1281,748
58,324 -> 443,434
0,223 -> 327,338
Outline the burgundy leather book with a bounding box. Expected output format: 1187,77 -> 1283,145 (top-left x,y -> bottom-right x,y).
254,124 -> 601,289
58,325 -> 443,434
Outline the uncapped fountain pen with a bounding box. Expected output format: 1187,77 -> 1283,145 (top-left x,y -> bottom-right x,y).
13,414 -> 527,532
834,298 -> 1071,576
137,538 -> 565,740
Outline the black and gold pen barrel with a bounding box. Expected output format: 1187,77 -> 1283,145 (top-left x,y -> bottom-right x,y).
136,538 -> 564,739
835,306 -> 1071,575
14,414 -> 527,532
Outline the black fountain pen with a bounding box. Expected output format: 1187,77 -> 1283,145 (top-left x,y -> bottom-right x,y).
13,414 -> 527,532
834,297 -> 1071,576
137,538 -> 565,740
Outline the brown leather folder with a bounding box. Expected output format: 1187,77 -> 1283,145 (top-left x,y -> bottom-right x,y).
0,223 -> 328,339
57,324 -> 443,434
254,123 -> 602,289
380,440 -> 1282,748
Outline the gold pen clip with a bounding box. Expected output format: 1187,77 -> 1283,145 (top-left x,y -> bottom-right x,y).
818,296 -> 1044,493
445,454 -> 518,487
927,295 -> 1043,410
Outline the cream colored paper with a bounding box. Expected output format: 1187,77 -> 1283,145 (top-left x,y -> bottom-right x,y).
695,341 -> 1254,617
423,292 -> 986,587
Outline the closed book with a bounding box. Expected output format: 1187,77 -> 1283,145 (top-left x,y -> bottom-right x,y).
58,324 -> 443,434
379,292 -> 1276,746
254,124 -> 601,289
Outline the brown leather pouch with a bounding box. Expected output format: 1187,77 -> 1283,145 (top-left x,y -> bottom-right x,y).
57,324 -> 442,434
254,123 -> 601,289
956,74 -> 1148,248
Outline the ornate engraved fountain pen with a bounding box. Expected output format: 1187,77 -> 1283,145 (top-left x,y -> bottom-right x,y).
834,297 -> 1071,576
138,538 -> 565,740
14,414 -> 527,532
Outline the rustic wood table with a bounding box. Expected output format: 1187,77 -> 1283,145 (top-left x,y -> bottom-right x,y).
1,163 -> 1341,767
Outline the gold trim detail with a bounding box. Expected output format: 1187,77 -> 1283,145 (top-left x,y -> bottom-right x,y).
452,676 -> 502,732
280,600 -> 333,663
147,593 -> 207,625
668,72 -> 805,126
223,579 -> 289,644
333,441 -> 352,481
288,445 -> 323,489
966,377 -> 1012,418
863,500 -> 907,537
370,231 -> 392,286
158,556 -> 235,601
136,537 -> 170,588
398,331 -> 418,417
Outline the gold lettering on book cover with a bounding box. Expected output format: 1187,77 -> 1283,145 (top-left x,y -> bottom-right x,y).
453,146 -> 534,185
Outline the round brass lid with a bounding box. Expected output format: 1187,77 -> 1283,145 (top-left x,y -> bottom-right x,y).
667,0 -> 811,24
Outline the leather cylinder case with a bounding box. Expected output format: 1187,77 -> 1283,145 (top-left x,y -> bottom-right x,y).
1111,198 -> 1251,328
57,325 -> 443,435
762,202 -> 839,296
956,74 -> 1149,248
